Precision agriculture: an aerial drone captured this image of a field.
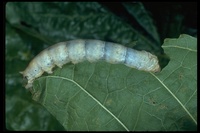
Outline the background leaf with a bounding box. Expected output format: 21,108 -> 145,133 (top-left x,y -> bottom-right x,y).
5,2 -> 197,131
122,2 -> 160,44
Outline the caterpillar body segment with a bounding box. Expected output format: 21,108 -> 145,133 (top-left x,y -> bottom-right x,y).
85,40 -> 105,62
47,42 -> 70,68
104,42 -> 127,64
67,40 -> 86,64
20,39 -> 160,89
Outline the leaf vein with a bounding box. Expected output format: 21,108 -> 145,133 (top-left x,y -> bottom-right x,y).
46,75 -> 130,131
162,46 -> 196,52
150,72 -> 197,125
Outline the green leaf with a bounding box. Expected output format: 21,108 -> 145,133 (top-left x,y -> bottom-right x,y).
31,34 -> 197,131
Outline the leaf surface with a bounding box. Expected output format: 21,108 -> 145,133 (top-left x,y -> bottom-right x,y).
32,34 -> 197,131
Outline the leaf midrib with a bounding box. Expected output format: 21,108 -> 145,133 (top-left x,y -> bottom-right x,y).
39,75 -> 129,131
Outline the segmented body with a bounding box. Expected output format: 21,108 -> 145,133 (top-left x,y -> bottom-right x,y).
20,39 -> 160,89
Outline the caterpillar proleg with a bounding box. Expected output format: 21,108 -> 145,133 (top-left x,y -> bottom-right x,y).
20,39 -> 160,89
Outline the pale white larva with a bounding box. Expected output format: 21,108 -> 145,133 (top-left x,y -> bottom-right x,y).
20,39 -> 160,89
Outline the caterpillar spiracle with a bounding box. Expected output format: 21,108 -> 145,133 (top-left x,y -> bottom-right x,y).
20,39 -> 160,89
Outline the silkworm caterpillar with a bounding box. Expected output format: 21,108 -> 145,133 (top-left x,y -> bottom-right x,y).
20,39 -> 160,89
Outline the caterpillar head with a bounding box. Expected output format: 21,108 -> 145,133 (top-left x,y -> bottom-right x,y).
20,60 -> 44,89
